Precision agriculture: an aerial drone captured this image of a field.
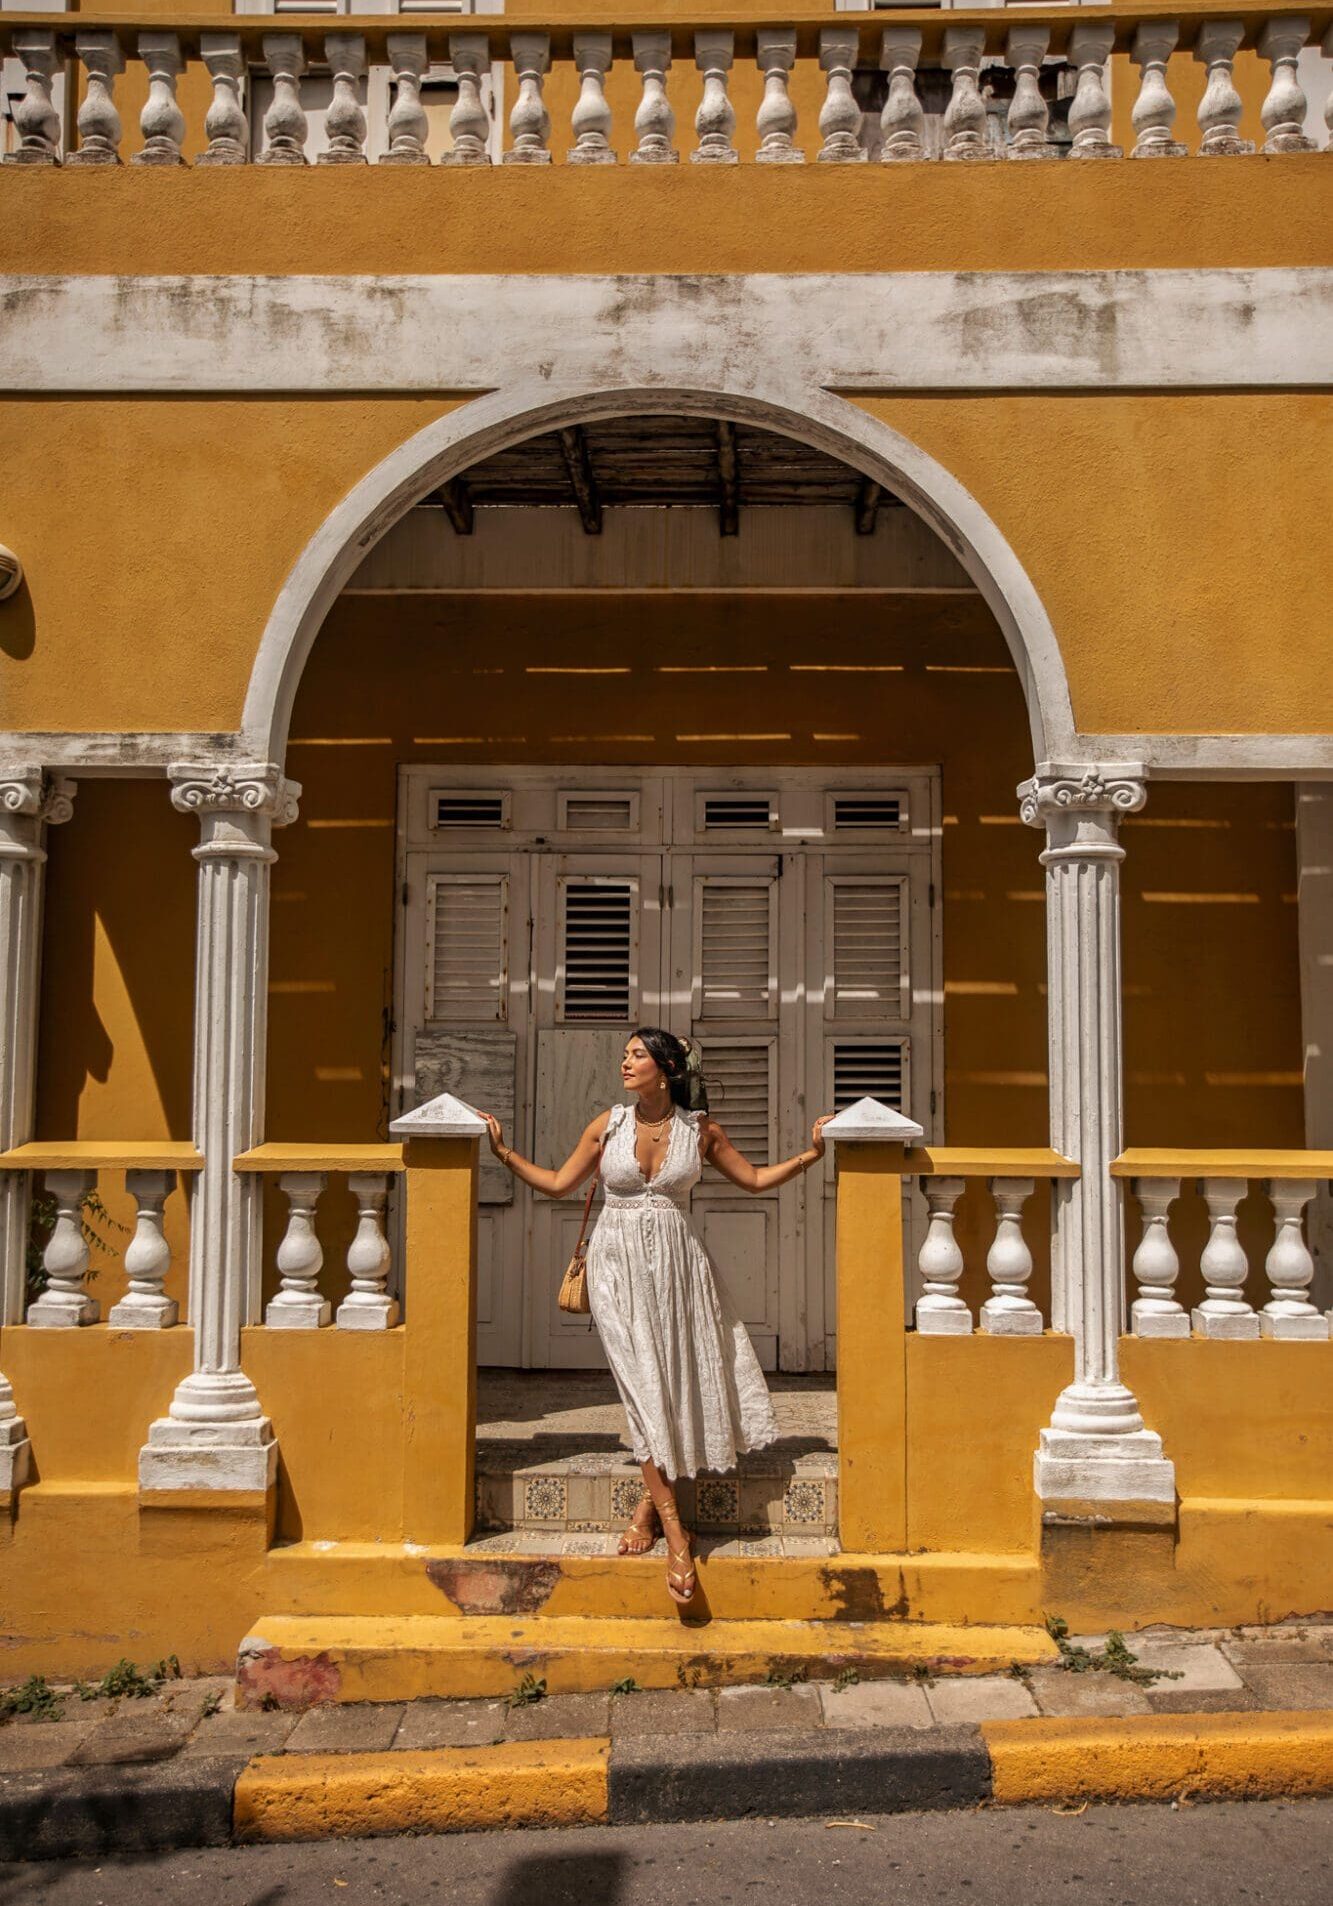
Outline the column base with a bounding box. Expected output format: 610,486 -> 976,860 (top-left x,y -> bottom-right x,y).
914,1304 -> 972,1336
1,1415 -> 31,1499
26,1293 -> 99,1327
1034,1426 -> 1176,1504
1130,1302 -> 1190,1339
139,1414 -> 277,1493
980,1300 -> 1043,1336
1259,1309 -> 1330,1341
264,1294 -> 331,1329
1191,1305 -> 1261,1340
335,1295 -> 400,1331
108,1295 -> 180,1329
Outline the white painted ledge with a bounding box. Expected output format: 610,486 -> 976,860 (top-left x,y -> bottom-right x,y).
390,1092 -> 488,1139
823,1096 -> 925,1144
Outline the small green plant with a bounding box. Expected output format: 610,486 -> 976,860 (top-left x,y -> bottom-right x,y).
0,1676 -> 63,1722
77,1656 -> 177,1702
610,1677 -> 641,1696
832,1666 -> 860,1694
765,1664 -> 806,1691
508,1673 -> 547,1708
1044,1614 -> 1182,1687
199,1688 -> 223,1718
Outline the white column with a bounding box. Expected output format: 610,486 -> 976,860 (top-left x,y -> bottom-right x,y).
140,763 -> 300,1492
0,771 -> 75,1493
1019,764 -> 1174,1504
1297,785 -> 1333,1313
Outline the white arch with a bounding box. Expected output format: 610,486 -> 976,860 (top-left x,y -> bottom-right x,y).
241,379 -> 1076,764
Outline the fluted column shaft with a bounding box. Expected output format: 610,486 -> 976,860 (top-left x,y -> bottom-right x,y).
1020,764 -> 1175,1505
0,770 -> 75,1496
140,763 -> 299,1492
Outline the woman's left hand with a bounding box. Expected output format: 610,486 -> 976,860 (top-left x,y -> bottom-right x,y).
810,1114 -> 835,1158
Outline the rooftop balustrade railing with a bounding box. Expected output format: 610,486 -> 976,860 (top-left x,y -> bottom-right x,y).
3,8 -> 1330,171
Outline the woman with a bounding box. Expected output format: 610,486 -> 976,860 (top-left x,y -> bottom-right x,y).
482,1028 -> 833,1605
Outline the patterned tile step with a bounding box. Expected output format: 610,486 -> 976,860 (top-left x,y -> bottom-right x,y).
464,1530 -> 839,1559
475,1456 -> 838,1537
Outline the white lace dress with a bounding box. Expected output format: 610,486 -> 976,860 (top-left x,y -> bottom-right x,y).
587,1102 -> 778,1480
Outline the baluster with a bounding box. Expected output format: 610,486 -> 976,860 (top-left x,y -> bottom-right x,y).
68,33 -> 124,168
134,32 -> 187,168
1067,23 -> 1122,159
505,32 -> 551,166
1258,16 -> 1315,153
1192,1178 -> 1260,1337
1005,25 -> 1052,160
1194,21 -> 1253,156
568,33 -> 614,166
1326,28 -> 1333,148
444,34 -> 492,167
1260,1179 -> 1328,1338
693,31 -> 738,165
380,34 -> 430,167
1130,20 -> 1186,158
1129,1178 -> 1188,1336
631,32 -> 677,165
879,28 -> 924,164
2,31 -> 61,167
914,1178 -> 970,1334
266,1173 -> 330,1328
257,35 -> 307,168
319,34 -> 367,167
981,1179 -> 1041,1334
108,1171 -> 178,1328
197,35 -> 249,168
337,1176 -> 399,1330
942,27 -> 992,163
818,27 -> 865,164
755,29 -> 801,165
28,1171 -> 99,1326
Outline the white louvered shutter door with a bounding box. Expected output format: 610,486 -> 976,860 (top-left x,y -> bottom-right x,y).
695,877 -> 777,1020
828,875 -> 909,1022
425,874 -> 509,1022
557,877 -> 637,1023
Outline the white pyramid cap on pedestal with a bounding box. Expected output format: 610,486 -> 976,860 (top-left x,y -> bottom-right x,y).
822,1096 -> 924,1143
389,1092 -> 489,1139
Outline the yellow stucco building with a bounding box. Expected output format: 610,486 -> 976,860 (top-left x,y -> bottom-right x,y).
0,1 -> 1330,1697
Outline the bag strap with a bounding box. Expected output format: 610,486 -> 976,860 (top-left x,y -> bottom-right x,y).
572,1124 -> 606,1253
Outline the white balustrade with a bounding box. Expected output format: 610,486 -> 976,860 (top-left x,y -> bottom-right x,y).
914,1178 -> 970,1334
1194,21 -> 1254,155
981,1179 -> 1042,1334
69,33 -> 124,168
1129,1178 -> 1189,1337
942,27 -> 991,163
258,35 -> 308,168
1067,23 -> 1122,159
28,1171 -> 99,1327
109,1171 -> 178,1329
632,32 -> 677,166
879,29 -> 924,165
1131,20 -> 1187,159
337,1175 -> 398,1330
2,31 -> 61,167
506,32 -> 552,167
266,1173 -> 330,1329
755,30 -> 801,166
381,35 -> 430,168
1261,1179 -> 1326,1338
1258,16 -> 1316,153
817,28 -> 865,165
197,35 -> 249,169
694,31 -> 738,165
134,33 -> 187,168
319,34 -> 368,168
568,34 -> 614,166
1193,1177 -> 1260,1338
445,34 -> 492,167
1006,26 -> 1053,161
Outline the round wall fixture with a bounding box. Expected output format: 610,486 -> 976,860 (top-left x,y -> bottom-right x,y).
0,546 -> 21,601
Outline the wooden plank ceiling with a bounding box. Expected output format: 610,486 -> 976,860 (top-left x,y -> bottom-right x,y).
423,415 -> 902,538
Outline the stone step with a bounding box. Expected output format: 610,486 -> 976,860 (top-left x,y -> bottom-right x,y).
475,1442 -> 838,1538
237,1612 -> 1059,1708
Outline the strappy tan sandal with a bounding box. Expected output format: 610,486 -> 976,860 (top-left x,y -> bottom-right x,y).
617,1489 -> 661,1556
657,1492 -> 697,1604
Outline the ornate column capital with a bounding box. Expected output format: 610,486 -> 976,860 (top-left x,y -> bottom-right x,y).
168,761 -> 301,827
0,769 -> 76,826
1018,763 -> 1148,830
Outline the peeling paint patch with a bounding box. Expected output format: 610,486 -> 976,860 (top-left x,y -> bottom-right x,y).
236,1644 -> 342,1712
426,1557 -> 563,1616
818,1566 -> 911,1623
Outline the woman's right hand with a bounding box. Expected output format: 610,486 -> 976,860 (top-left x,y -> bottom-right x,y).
481,1113 -> 506,1158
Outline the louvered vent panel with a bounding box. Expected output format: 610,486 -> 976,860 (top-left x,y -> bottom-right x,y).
561,882 -> 633,1022
703,796 -> 774,831
699,883 -> 772,1018
832,1041 -> 907,1114
561,795 -> 636,832
831,880 -> 905,1018
427,877 -> 508,1021
433,793 -> 508,830
833,794 -> 904,832
701,1042 -> 772,1164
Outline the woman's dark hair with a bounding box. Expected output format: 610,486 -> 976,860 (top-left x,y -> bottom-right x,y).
629,1027 -> 708,1113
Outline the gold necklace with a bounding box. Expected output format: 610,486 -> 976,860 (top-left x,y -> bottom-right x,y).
635,1103 -> 672,1140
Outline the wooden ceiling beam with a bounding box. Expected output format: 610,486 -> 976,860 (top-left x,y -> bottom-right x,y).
559,426 -> 603,535
855,477 -> 883,537
716,420 -> 740,538
433,477 -> 475,536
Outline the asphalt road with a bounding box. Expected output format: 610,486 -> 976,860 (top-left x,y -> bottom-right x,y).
0,1800 -> 1328,1906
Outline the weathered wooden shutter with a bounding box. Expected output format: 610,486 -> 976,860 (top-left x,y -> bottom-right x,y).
558,879 -> 635,1022
831,1038 -> 909,1114
425,874 -> 508,1021
700,1039 -> 774,1164
696,878 -> 776,1019
828,876 -> 909,1021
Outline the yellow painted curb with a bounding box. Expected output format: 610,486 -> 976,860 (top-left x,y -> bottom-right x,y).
983,1710 -> 1333,1806
233,1737 -> 610,1842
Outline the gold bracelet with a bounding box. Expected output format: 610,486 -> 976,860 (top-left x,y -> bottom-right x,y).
500,1145 -> 514,1169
